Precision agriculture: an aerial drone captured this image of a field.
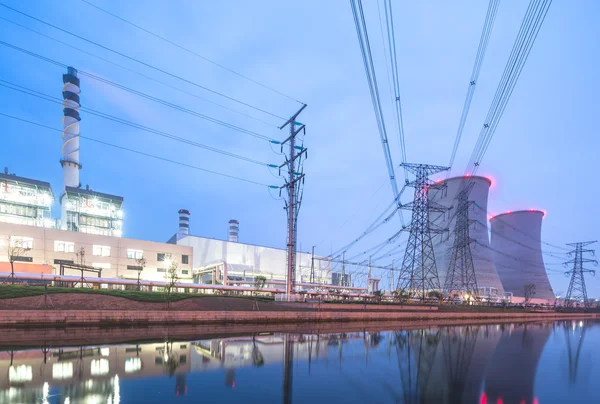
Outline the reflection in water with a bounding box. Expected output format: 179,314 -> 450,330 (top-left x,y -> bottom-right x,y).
0,320 -> 599,403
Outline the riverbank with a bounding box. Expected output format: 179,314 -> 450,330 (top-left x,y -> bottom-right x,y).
0,308 -> 596,328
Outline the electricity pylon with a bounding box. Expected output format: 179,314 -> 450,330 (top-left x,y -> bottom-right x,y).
564,241 -> 597,307
443,182 -> 479,300
397,163 -> 449,299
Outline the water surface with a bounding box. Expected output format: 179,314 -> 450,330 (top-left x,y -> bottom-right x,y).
1,320 -> 598,403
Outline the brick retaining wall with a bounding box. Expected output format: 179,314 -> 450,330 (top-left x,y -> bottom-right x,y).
0,309 -> 596,327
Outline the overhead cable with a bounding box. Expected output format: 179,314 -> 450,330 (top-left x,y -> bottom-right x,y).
0,112 -> 275,188
0,3 -> 287,120
0,40 -> 276,142
447,0 -> 500,174
350,0 -> 405,226
0,80 -> 274,167
0,16 -> 278,128
78,0 -> 303,105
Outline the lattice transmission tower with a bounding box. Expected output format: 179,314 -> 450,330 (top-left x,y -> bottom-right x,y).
396,163 -> 449,299
564,241 -> 597,307
279,105 -> 307,300
443,182 -> 479,300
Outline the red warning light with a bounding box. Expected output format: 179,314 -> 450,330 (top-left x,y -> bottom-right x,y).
533,398 -> 539,404
497,398 -> 504,404
465,174 -> 472,178
480,392 -> 487,404
507,211 -> 512,214
435,179 -> 443,184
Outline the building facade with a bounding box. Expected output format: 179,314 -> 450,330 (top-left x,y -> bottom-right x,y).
0,222 -> 193,283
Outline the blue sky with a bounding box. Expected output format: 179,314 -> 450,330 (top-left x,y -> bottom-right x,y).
0,0 -> 598,296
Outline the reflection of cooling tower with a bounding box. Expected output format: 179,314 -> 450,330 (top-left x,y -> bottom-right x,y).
490,210 -> 554,300
428,176 -> 504,294
484,323 -> 551,403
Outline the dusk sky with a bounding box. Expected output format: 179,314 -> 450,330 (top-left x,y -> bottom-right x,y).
1,0 -> 598,295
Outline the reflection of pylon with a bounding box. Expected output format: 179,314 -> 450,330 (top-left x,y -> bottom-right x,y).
397,163 -> 449,299
394,329 -> 442,403
564,321 -> 587,384
564,241 -> 597,307
444,183 -> 479,300
442,325 -> 479,402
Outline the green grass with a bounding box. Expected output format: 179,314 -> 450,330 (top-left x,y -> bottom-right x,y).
0,285 -> 274,303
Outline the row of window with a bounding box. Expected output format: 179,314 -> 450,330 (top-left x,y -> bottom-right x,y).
7,235 -> 190,264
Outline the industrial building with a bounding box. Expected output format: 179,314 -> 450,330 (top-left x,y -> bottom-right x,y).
490,210 -> 555,302
168,210 -> 332,286
0,170 -> 54,228
428,176 -> 505,299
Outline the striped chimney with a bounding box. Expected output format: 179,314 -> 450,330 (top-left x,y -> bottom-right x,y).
61,66 -> 81,192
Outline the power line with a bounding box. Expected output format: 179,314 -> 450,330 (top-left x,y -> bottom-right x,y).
0,2 -> 287,120
0,16 -> 278,128
0,80 -> 275,167
350,0 -> 405,227
0,40 -> 277,142
78,0 -> 303,105
0,112 -> 275,188
465,0 -> 553,175
447,0 -> 500,173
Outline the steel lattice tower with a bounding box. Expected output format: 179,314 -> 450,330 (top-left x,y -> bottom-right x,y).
396,163 -> 449,299
564,241 -> 597,307
443,182 -> 479,299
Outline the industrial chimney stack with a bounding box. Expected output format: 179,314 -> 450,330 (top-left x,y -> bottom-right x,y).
228,220 -> 239,242
60,66 -> 81,193
178,209 -> 190,235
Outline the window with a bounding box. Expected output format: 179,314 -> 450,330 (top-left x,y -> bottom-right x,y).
91,359 -> 109,376
180,344 -> 187,349
125,358 -> 142,373
182,270 -> 189,275
157,253 -> 165,261
157,268 -> 166,273
127,249 -> 143,259
127,265 -> 143,271
9,365 -> 32,382
10,236 -> 33,249
54,240 -> 75,253
52,362 -> 73,379
182,255 -> 189,265
93,245 -> 111,257
13,256 -> 33,262
54,259 -> 74,265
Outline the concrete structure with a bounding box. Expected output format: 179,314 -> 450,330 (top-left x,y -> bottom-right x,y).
178,209 -> 190,235
0,222 -> 193,284
0,170 -> 54,228
428,176 -> 504,298
59,67 -> 124,237
169,212 -> 332,285
490,210 -> 555,301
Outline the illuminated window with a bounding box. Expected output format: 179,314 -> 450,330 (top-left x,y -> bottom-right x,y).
92,245 -> 111,257
101,348 -> 110,356
9,365 -> 32,382
127,249 -> 143,259
54,240 -> 75,253
10,236 -> 33,249
91,359 -> 109,376
52,362 -> 73,379
125,357 -> 142,373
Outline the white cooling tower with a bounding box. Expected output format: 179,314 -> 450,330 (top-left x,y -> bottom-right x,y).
489,210 -> 554,300
428,176 -> 504,296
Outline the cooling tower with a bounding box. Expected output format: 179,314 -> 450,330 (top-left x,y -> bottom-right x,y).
428,176 -> 504,296
489,210 -> 554,300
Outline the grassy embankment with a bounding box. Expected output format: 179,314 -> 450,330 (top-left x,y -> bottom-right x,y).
0,285 -> 273,303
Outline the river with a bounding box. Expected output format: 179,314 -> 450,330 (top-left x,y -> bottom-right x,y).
0,320 -> 598,403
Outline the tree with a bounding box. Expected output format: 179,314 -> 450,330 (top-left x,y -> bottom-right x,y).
428,290 -> 443,304
163,256 -> 179,310
75,247 -> 86,266
393,289 -> 409,303
5,236 -> 30,284
524,284 -> 536,306
135,257 -> 146,291
253,275 -> 267,311
372,290 -> 383,303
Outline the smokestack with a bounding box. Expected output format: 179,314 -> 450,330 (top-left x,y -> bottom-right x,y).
178,209 -> 190,235
60,66 -> 81,192
228,219 -> 239,242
